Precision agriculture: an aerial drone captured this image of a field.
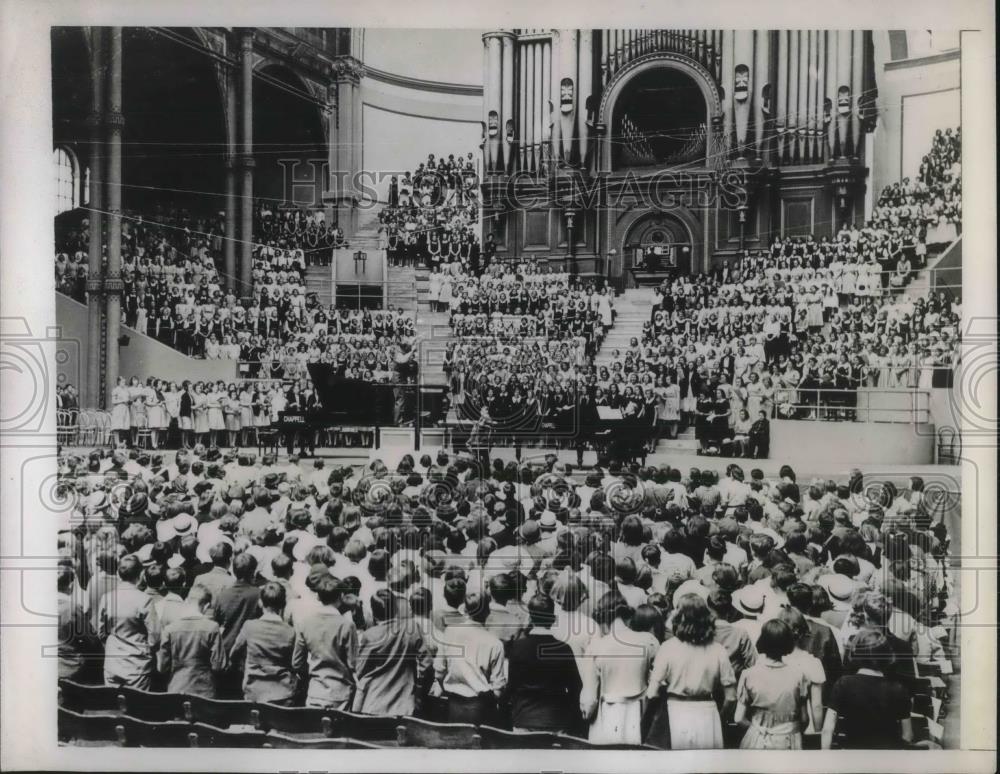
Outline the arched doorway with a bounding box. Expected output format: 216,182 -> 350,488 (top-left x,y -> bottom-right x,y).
253,64 -> 327,209
622,212 -> 695,282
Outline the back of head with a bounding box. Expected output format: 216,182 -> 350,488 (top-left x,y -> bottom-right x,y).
259,581 -> 287,613
465,591 -> 490,623
443,577 -> 467,609
232,551 -> 258,582
526,594 -> 556,629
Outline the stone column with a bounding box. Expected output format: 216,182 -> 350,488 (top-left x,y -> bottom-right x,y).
104,27 -> 124,408
223,51 -> 237,294
564,209 -> 577,275
331,58 -> 363,238
85,26 -> 104,408
239,29 -> 255,298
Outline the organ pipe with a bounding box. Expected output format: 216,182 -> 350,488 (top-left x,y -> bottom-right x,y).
754,29 -> 770,161
502,33 -> 514,171
836,29 -> 850,157
851,29 -> 864,157
733,30 -> 754,153
796,29 -> 808,162
721,30 -> 734,153
825,29 -> 838,159
533,40 -> 544,171
558,29 -> 577,164
578,30 -> 593,167
486,34 -> 502,170
541,42 -> 559,171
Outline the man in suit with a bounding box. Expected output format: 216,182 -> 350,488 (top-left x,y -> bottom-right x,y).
212,553 -> 261,696
229,582 -> 298,704
506,595 -> 583,734
352,589 -> 433,717
292,575 -> 359,709
97,555 -> 159,690
157,584 -> 229,697
787,583 -> 842,701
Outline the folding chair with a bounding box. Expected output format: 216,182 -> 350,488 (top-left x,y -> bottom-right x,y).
58,679 -> 121,714
477,724 -> 564,749
117,686 -> 187,722
263,733 -> 384,749
326,708 -> 401,743
58,708 -> 122,746
395,717 -> 482,748
116,714 -> 194,748
188,721 -> 268,748
182,695 -> 256,728
251,703 -> 336,738
548,733 -> 657,751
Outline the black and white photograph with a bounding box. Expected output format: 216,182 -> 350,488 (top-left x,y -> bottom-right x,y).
0,3 -> 995,772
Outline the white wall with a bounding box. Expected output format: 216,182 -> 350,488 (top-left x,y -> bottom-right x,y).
360,100 -> 481,203
870,33 -> 961,196
901,89 -> 960,180
363,29 -> 484,86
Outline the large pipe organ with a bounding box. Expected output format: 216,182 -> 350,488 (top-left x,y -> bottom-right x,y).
481,29 -> 877,285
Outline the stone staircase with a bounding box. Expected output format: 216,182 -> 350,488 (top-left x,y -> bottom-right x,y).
899,240 -> 956,301
305,266 -> 333,307
594,287 -> 654,368
593,286 -> 700,455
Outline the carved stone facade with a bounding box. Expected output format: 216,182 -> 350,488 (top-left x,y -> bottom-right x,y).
481,29 -> 878,286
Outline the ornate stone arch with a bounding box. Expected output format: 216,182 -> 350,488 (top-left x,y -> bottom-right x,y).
598,52 -> 723,171
615,206 -> 704,277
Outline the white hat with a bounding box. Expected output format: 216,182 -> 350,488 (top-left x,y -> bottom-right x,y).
156,513 -> 198,543
732,585 -> 766,619
825,574 -> 858,612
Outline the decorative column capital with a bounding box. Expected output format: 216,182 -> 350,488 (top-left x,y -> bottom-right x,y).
238,154 -> 256,170
239,29 -> 255,50
105,111 -> 126,130
103,274 -> 124,294
85,278 -> 105,294
332,56 -> 364,84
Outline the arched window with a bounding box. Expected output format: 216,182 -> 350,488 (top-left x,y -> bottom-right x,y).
54,147 -> 79,215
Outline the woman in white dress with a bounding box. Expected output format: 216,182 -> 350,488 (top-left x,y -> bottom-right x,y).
223,385 -> 242,448
598,288 -> 614,330
144,379 -> 166,450
438,272 -> 453,313
661,373 -> 681,439
208,380 -> 227,447
644,594 -> 737,750
428,267 -> 442,311
239,384 -> 255,446
579,597 -> 659,746
110,376 -> 131,448
127,376 -> 146,447
191,382 -> 210,444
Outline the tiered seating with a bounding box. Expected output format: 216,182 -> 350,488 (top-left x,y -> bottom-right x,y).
378,152 -> 481,269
